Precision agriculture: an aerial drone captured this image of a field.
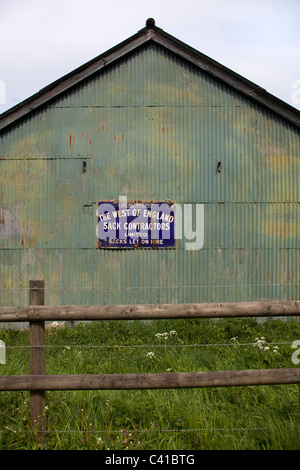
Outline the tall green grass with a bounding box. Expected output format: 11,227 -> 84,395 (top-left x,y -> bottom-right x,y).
0,318 -> 299,450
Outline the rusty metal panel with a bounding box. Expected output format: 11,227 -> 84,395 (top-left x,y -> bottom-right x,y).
0,248 -> 299,308
0,158 -> 93,249
0,42 -> 299,311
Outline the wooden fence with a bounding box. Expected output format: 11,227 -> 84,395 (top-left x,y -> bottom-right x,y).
0,280 -> 300,444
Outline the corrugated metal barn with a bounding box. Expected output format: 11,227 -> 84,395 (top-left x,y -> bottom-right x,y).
0,19 -> 300,315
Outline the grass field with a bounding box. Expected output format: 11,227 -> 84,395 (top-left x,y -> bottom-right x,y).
0,317 -> 299,450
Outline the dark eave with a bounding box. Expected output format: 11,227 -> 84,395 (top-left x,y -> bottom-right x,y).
1,18 -> 300,130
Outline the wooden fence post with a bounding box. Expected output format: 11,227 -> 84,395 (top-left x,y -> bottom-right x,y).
29,280 -> 46,445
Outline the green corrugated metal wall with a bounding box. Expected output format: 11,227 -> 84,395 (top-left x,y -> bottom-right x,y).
0,43 -> 299,309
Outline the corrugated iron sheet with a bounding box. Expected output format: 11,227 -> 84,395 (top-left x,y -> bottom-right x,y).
0,43 -> 299,309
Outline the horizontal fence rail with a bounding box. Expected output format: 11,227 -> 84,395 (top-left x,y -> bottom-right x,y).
1,369 -> 300,392
0,281 -> 299,446
1,300 -> 300,322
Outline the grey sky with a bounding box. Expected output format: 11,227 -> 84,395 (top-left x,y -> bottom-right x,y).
0,0 -> 299,114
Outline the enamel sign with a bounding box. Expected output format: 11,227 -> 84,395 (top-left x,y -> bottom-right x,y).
96,200 -> 175,249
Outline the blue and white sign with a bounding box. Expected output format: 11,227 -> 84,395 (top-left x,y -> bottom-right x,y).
96,200 -> 175,249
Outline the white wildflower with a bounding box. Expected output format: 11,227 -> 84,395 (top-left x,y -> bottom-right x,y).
254,337 -> 267,349
155,332 -> 169,339
146,351 -> 155,358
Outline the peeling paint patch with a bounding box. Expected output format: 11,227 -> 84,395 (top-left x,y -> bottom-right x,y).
0,206 -> 20,239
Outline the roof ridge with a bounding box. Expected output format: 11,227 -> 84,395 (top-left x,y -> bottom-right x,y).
0,19 -> 299,130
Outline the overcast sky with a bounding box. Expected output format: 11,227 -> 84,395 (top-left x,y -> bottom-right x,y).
0,0 -> 299,114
